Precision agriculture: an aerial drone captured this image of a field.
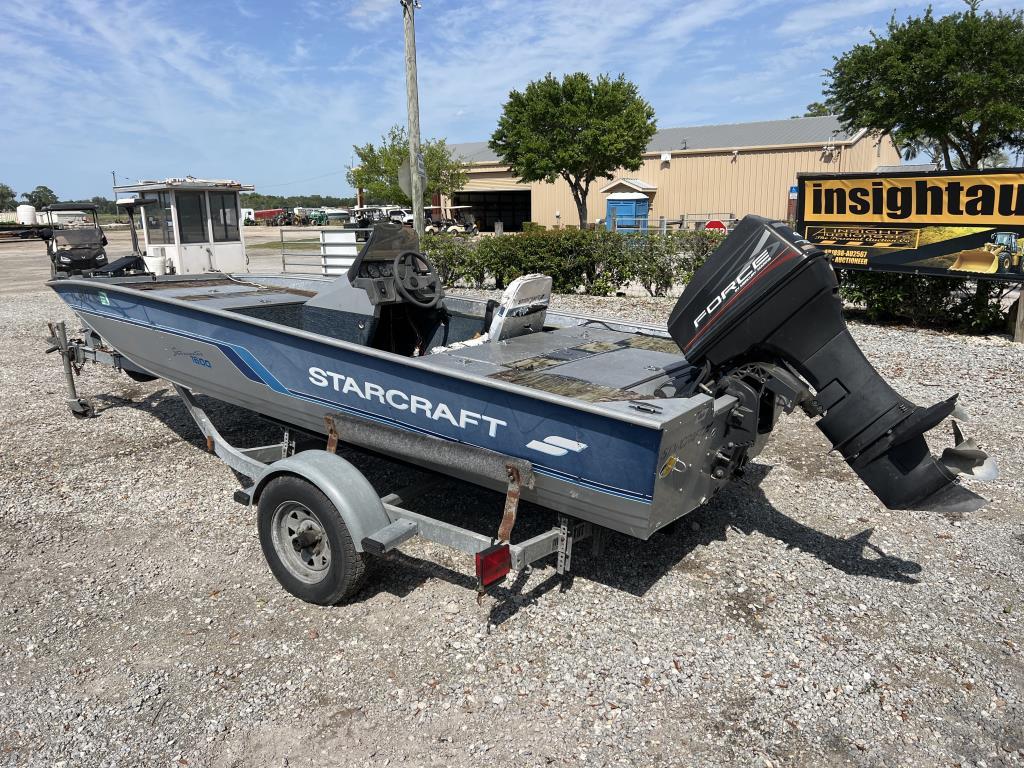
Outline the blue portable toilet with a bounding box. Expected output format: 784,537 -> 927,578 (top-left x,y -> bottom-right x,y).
601,179 -> 656,231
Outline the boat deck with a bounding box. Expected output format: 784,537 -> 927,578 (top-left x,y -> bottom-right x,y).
429,325 -> 693,402
134,278 -> 317,309
124,274 -> 698,407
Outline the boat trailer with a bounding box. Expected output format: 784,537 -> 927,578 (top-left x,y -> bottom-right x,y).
44,215 -> 997,605
45,320 -> 599,597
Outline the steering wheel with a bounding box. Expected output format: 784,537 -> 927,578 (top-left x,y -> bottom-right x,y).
393,250 -> 444,309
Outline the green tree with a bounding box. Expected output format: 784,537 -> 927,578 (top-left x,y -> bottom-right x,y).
21,185 -> 58,208
960,149 -> 1010,169
346,125 -> 468,206
90,196 -> 117,215
0,183 -> 15,210
802,102 -> 832,117
63,196 -> 118,215
239,193 -> 356,211
825,1 -> 1024,170
489,72 -> 657,228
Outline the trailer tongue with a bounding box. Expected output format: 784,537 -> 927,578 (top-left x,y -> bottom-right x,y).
668,216 -> 995,513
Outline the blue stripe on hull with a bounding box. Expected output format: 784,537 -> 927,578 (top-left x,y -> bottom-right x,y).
58,286 -> 661,504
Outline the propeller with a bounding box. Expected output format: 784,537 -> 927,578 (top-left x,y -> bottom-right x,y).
951,403 -> 971,422
940,421 -> 1000,482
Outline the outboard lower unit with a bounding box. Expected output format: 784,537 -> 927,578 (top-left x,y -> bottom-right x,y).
668,215 -> 994,513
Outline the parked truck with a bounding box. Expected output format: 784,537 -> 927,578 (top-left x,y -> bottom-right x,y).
254,208 -> 286,226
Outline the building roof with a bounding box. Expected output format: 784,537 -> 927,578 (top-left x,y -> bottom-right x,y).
114,176 -> 255,193
41,202 -> 98,212
449,116 -> 861,165
875,163 -> 939,173
600,178 -> 657,193
448,141 -> 498,164
646,115 -> 858,153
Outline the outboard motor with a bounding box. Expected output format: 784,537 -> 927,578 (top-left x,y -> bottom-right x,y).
668,215 -> 995,513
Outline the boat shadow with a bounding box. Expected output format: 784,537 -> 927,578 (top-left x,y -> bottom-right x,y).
91,386 -> 922,624
594,461 -> 923,584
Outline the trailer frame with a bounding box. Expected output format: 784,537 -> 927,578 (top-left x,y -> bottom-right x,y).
45,320 -> 597,598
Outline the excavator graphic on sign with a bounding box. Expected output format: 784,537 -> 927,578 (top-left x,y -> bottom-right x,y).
950,231 -> 1024,275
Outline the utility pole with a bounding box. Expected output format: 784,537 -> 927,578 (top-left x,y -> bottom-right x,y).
401,0 -> 425,237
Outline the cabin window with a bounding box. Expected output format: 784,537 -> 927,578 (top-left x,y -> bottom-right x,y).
143,192 -> 174,244
210,192 -> 240,242
177,191 -> 209,244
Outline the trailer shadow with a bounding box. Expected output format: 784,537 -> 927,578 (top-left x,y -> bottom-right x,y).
92,387 -> 922,625
359,462 -> 923,628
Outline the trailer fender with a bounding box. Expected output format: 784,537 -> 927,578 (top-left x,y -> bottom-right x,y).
250,450 -> 388,554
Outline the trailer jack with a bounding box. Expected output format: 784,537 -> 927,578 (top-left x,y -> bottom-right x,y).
45,321 -> 123,417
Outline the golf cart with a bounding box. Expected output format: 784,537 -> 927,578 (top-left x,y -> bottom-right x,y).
425,205 -> 477,235
38,203 -> 108,277
346,206 -> 392,240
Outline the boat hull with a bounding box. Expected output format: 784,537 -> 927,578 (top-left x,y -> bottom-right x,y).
51,278 -> 740,538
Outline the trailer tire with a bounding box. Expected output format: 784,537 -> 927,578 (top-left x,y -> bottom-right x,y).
257,475 -> 366,605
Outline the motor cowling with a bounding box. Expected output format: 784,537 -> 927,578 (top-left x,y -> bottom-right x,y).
667,215 -> 993,513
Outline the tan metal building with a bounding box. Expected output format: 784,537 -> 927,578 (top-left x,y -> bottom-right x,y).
446,116 -> 901,231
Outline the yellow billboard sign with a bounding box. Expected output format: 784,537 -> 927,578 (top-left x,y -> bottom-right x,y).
801,172 -> 1024,226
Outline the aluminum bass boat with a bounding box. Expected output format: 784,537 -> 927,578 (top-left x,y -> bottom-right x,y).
46,217 -> 995,604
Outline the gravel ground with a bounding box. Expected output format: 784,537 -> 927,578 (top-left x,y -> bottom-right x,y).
1,252 -> 1023,767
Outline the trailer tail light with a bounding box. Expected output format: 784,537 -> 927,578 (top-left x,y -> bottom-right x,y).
475,543 -> 511,589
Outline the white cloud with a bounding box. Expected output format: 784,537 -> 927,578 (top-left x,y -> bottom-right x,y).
0,0 -> 374,197
408,0 -> 785,140
5,0 -> 977,198
776,0 -> 897,36
775,0 -> 986,37
305,0 -> 398,30
347,0 -> 399,30
233,0 -> 259,18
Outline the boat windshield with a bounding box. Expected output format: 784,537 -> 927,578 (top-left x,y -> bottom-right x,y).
359,222 -> 421,262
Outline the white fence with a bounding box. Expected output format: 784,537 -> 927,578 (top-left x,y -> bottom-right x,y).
276,227 -> 368,276
320,230 -> 359,276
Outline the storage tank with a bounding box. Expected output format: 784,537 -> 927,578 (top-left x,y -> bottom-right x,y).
16,205 -> 36,226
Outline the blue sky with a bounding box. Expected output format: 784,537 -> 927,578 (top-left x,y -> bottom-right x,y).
0,0 -> 1001,200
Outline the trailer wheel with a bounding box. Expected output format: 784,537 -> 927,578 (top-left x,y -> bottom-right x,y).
257,476 -> 366,605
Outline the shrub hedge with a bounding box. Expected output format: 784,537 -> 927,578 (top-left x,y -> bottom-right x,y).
421,228 -> 1008,335
838,271 -> 1006,333
420,228 -> 725,296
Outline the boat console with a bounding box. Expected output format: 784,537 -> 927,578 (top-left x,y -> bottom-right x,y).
348,223 -> 444,308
